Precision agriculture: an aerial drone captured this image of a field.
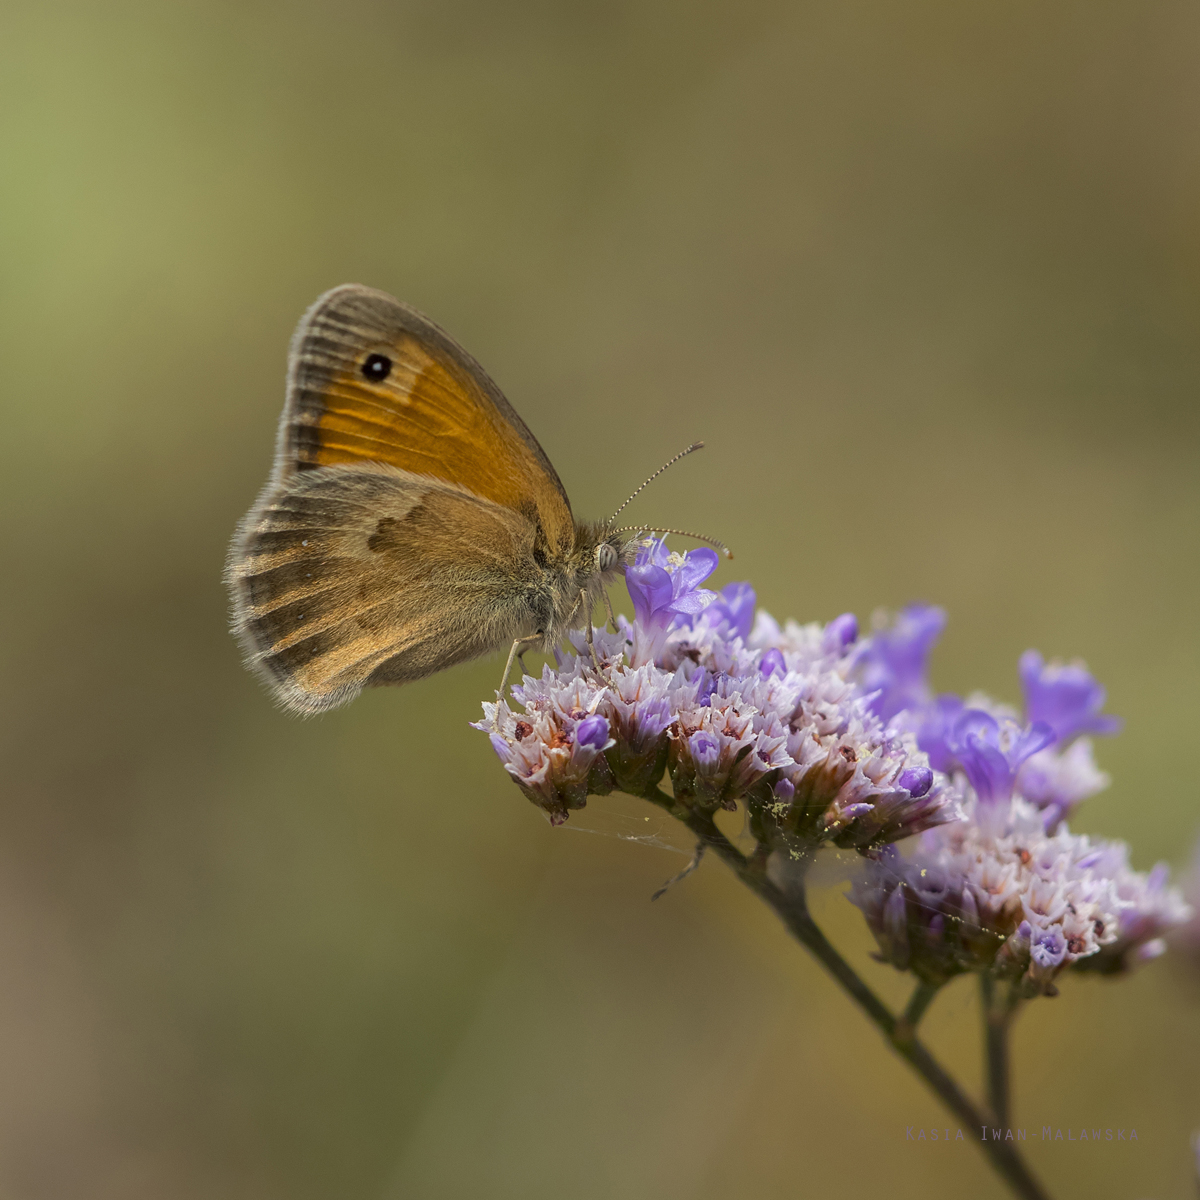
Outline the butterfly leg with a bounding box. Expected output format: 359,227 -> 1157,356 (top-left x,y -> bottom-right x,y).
499,632 -> 543,696
601,588 -> 619,633
579,589 -> 602,672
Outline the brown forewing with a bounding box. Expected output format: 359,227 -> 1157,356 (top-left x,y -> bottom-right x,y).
278,284 -> 575,561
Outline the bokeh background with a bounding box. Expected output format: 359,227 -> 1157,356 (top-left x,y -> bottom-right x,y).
1,2 -> 1198,1197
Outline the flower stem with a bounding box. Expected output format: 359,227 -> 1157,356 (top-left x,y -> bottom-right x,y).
644,788 -> 1051,1200
902,980 -> 941,1032
981,974 -> 1015,1128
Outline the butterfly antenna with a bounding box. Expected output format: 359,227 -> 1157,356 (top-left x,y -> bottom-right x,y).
609,525 -> 733,560
607,442 -> 705,526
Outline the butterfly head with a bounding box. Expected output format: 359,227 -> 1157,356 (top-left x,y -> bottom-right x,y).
594,539 -> 620,574
569,522 -> 642,584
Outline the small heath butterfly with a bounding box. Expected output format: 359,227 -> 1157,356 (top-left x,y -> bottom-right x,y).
226,284 -> 722,714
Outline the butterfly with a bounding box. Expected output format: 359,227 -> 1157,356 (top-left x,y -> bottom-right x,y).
225,284 -> 720,714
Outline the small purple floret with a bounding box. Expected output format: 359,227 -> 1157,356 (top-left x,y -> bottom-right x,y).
575,713 -> 611,750
625,564 -> 675,629
948,710 -> 1055,805
759,648 -> 786,679
626,543 -> 718,629
693,668 -> 718,707
915,694 -> 966,773
1031,928 -> 1067,969
701,582 -> 757,639
858,604 -> 947,722
626,540 -> 720,666
689,729 -> 721,771
898,765 -> 933,798
1019,650 -> 1121,744
823,612 -> 859,653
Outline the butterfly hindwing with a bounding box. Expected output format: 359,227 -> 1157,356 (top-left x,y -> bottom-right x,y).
227,465 -> 544,713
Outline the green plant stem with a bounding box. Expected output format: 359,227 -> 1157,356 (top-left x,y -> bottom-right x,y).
643,787 -> 1051,1200
902,980 -> 941,1032
981,974 -> 1016,1129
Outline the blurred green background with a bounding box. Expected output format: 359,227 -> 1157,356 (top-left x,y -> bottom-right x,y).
1,2 -> 1198,1197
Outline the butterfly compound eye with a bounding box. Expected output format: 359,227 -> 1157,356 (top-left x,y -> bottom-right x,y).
596,543 -> 618,572
361,353 -> 393,382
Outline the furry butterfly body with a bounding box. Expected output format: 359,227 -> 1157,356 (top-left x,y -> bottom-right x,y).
226,284 -> 634,714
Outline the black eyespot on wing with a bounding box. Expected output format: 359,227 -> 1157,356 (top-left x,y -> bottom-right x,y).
362,353 -> 392,382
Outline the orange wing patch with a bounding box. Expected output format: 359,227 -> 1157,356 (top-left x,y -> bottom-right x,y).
281,285 -> 575,556
309,335 -> 535,506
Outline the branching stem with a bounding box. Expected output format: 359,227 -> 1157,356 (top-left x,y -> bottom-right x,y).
982,973 -> 1018,1128
643,787 -> 1051,1200
901,980 -> 941,1034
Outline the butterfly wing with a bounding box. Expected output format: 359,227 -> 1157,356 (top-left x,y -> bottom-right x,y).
277,283 -> 575,558
226,284 -> 582,713
227,465 -> 545,714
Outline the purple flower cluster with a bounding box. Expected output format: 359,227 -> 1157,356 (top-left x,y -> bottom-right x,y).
475,540 -> 958,853
853,796 -> 1128,992
475,549 -> 1191,994
849,607 -> 1191,993
1071,850 -> 1193,975
482,668 -> 617,821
